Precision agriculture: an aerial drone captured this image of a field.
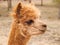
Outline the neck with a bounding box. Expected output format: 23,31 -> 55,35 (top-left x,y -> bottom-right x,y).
14,33 -> 30,45
8,22 -> 31,45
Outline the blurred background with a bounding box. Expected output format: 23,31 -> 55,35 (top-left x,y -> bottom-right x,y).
0,0 -> 60,45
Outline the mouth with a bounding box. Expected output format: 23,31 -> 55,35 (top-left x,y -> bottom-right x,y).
39,27 -> 47,33
39,29 -> 46,34
40,30 -> 45,33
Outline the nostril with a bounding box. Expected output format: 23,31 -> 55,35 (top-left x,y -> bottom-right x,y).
42,25 -> 47,27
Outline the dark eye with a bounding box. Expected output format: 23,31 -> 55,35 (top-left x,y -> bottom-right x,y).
25,20 -> 34,25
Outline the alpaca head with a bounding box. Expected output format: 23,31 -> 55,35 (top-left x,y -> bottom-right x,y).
12,3 -> 47,37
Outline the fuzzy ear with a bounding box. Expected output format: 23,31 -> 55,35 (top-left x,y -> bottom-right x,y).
16,3 -> 22,15
11,3 -> 22,19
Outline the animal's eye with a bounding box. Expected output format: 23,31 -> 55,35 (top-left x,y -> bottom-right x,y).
25,20 -> 34,25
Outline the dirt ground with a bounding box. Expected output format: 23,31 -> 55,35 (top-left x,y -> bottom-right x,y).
0,1 -> 60,45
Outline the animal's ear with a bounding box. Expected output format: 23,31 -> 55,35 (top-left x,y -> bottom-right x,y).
16,3 -> 22,15
11,3 -> 22,19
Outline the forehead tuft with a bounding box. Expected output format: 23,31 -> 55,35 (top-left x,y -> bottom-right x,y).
22,3 -> 41,16
13,3 -> 41,17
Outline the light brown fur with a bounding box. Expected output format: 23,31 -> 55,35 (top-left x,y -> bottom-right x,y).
8,3 -> 47,45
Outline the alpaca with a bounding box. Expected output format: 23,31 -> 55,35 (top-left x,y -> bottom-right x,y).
8,3 -> 47,45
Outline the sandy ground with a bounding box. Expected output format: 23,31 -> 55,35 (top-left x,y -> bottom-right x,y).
0,0 -> 60,45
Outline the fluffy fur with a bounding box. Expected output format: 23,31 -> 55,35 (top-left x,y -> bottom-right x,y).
8,3 -> 47,45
